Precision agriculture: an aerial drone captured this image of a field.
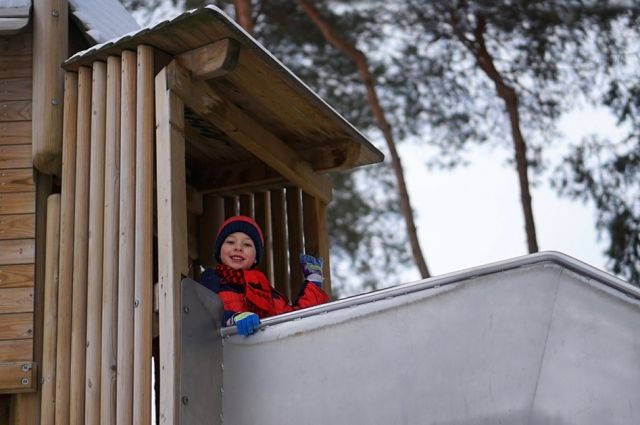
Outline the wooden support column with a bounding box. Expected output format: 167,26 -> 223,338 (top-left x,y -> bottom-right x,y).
54,71 -> 78,425
40,194 -> 61,425
100,55 -> 122,425
286,188 -> 304,297
156,61 -> 188,425
270,189 -> 289,297
302,193 -> 331,295
32,0 -> 68,175
133,45 -> 155,425
85,60 -> 107,425
198,196 -> 224,269
69,66 -> 92,425
253,192 -> 273,281
116,49 -> 137,425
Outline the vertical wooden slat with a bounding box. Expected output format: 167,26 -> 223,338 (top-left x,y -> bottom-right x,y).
31,0 -> 68,175
302,193 -> 332,295
40,194 -> 61,425
286,188 -> 304,297
198,196 -> 224,269
100,55 -> 122,425
156,61 -> 188,425
270,189 -> 289,296
69,65 -> 92,425
223,196 -> 237,218
253,192 -> 273,280
116,49 -> 137,425
238,193 -> 253,217
85,60 -> 107,425
133,45 -> 155,425
54,71 -> 78,425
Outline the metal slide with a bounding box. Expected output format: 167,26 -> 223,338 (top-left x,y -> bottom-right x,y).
181,252 -> 640,425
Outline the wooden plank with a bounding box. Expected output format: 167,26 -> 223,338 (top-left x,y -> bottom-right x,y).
0,313 -> 32,340
0,265 -> 32,289
0,288 -> 32,314
270,189 -> 289,297
55,71 -> 78,425
254,192 -> 273,282
198,195 -> 224,269
0,240 -> 34,265
31,0 -> 68,176
0,339 -> 31,362
69,65 -> 93,425
0,169 -> 34,193
0,214 -> 35,240
116,49 -> 137,425
0,32 -> 31,56
0,121 -> 31,146
302,193 -> 332,295
100,55 -> 121,425
286,188 -> 304,297
224,196 -> 237,218
156,63 -> 188,425
0,192 -> 34,215
0,145 -> 31,169
133,45 -> 154,425
175,38 -> 239,80
40,194 -> 60,425
0,56 -> 31,79
0,362 -> 36,394
164,61 -> 333,203
0,100 -> 30,122
239,193 -> 253,217
0,78 -> 31,101
84,60 -> 107,425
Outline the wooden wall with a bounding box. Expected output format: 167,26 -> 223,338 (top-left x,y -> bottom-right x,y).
0,30 -> 37,395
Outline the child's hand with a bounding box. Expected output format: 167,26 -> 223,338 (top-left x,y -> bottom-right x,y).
231,312 -> 260,336
300,254 -> 324,287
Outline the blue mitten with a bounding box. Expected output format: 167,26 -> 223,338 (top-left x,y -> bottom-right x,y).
300,253 -> 324,287
231,312 -> 260,336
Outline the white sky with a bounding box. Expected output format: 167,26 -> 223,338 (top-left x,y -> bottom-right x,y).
398,105 -> 624,282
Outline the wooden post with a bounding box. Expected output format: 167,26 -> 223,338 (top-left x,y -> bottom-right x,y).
32,0 -> 68,175
54,71 -> 78,425
116,49 -> 137,425
254,192 -> 273,281
239,193 -> 253,217
133,45 -> 155,425
69,65 -> 92,425
101,55 -> 122,425
198,196 -> 224,269
302,192 -> 332,295
156,61 -> 188,425
40,194 -> 61,425
85,60 -> 107,425
286,188 -> 304,297
270,189 -> 289,296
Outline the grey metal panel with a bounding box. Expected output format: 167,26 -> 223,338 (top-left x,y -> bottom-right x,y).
219,254 -> 640,425
180,278 -> 224,425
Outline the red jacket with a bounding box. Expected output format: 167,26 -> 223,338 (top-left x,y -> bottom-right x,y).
200,264 -> 330,325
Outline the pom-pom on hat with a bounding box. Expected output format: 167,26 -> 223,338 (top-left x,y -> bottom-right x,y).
214,215 -> 264,264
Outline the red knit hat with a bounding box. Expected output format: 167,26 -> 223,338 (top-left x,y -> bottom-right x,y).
214,215 -> 264,264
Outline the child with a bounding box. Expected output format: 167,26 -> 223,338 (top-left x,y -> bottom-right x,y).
200,215 -> 330,335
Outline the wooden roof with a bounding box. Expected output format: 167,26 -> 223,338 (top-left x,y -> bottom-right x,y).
63,6 -> 383,194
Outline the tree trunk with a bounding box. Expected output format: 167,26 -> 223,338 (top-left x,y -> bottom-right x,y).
451,12 -> 539,253
297,0 -> 431,277
233,0 -> 254,35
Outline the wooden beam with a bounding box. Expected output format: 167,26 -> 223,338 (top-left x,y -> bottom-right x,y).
163,61 -> 332,203
302,193 -> 331,295
0,193 -> 34,215
176,38 -> 240,80
0,362 -> 36,393
286,188 -> 304,297
156,60 -> 188,425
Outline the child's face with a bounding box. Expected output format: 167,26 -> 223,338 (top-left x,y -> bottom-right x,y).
220,231 -> 257,270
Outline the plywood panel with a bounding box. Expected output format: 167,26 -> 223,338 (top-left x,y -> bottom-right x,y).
0,121 -> 31,145
0,214 -> 35,239
0,192 -> 35,214
0,100 -> 31,121
0,313 -> 32,340
0,78 -> 31,101
0,239 -> 34,265
0,169 -> 34,193
0,264 -> 33,288
0,145 -> 31,169
0,339 -> 31,362
0,288 -> 33,313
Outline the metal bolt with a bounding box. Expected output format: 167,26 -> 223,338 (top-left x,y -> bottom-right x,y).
183,306 -> 189,314
21,378 -> 29,385
134,299 -> 139,307
51,9 -> 59,17
181,396 -> 189,405
21,364 -> 31,372
51,97 -> 60,106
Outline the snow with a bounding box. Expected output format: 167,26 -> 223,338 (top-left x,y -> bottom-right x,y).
68,0 -> 139,44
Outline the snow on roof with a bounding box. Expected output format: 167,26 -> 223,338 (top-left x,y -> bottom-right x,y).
68,0 -> 139,44
0,0 -> 31,33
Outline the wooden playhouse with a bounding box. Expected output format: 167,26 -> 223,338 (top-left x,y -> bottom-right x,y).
0,2 -> 382,424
